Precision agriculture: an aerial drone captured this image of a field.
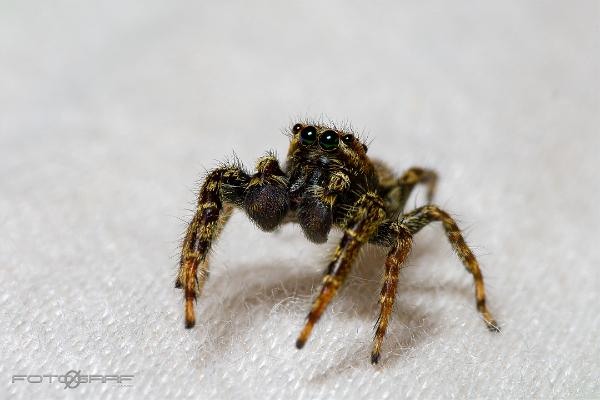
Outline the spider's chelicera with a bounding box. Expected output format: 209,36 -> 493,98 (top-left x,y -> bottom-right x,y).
176,121 -> 499,364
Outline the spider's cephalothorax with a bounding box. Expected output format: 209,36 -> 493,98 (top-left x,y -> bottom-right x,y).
176,121 -> 499,364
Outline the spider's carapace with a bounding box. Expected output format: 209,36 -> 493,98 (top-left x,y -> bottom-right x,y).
176,121 -> 499,364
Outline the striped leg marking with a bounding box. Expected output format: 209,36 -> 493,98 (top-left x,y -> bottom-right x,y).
401,205 -> 499,332
177,167 -> 248,328
296,193 -> 386,349
371,226 -> 413,364
397,167 -> 438,211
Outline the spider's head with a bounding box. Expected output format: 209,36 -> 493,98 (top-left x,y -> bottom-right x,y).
287,122 -> 369,169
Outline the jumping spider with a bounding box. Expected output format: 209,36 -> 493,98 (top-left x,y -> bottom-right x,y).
176,121 -> 499,364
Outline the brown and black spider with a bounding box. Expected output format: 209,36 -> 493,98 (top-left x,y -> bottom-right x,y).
176,121 -> 499,364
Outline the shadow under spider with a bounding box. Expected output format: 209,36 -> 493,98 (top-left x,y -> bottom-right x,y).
194,236 -> 478,373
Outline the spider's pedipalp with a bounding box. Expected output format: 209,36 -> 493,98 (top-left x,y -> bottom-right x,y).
245,154 -> 289,231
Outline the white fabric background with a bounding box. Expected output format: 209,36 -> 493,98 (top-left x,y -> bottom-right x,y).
1,1 -> 599,399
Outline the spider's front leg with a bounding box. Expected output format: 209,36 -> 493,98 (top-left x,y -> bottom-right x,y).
296,192 -> 386,349
177,154 -> 289,328
177,166 -> 249,328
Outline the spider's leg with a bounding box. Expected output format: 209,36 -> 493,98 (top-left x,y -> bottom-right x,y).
178,154 -> 289,328
383,167 -> 437,215
296,193 -> 386,349
400,205 -> 499,331
371,223 -> 413,364
177,166 -> 250,328
397,167 -> 437,208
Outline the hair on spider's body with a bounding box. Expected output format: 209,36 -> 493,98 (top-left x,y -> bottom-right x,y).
176,121 -> 499,364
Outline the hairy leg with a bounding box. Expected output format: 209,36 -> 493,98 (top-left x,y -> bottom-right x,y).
371,224 -> 413,364
177,154 -> 288,328
400,205 -> 499,331
296,193 -> 386,348
177,167 -> 249,328
382,167 -> 437,217
397,167 -> 437,208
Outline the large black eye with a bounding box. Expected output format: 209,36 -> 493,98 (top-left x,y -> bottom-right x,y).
300,126 -> 317,145
292,123 -> 303,134
319,130 -> 339,151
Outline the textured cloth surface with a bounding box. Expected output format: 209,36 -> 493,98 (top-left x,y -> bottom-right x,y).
1,1 -> 599,399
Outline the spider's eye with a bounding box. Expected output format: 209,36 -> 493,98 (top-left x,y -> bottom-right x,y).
319,130 -> 339,151
292,123 -> 303,134
300,126 -> 317,145
342,134 -> 354,144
